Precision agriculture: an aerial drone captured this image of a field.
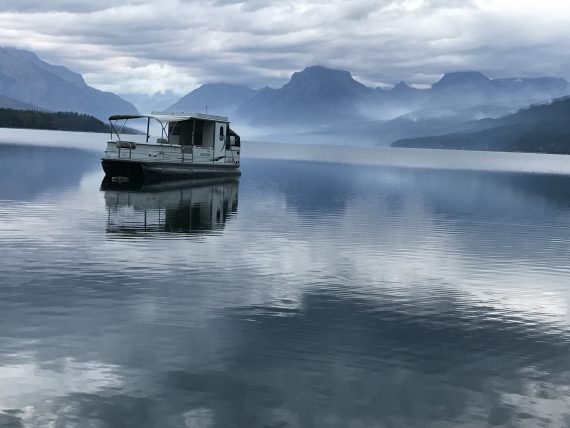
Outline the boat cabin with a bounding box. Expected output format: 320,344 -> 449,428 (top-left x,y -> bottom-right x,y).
166,116 -> 240,149
105,112 -> 240,168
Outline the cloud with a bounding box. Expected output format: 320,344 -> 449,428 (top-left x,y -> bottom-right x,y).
0,0 -> 144,12
0,0 -> 568,95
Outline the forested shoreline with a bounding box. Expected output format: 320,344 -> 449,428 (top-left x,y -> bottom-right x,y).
0,108 -> 111,133
392,96 -> 570,155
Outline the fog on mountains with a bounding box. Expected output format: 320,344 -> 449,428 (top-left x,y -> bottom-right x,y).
1,47 -> 570,150
154,66 -> 570,147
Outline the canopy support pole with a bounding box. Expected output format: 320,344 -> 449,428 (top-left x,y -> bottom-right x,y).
146,117 -> 150,142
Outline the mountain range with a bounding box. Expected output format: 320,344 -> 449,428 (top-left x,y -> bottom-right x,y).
167,67 -> 570,128
0,47 -> 138,120
1,46 -> 570,153
392,96 -> 570,154
164,67 -> 570,151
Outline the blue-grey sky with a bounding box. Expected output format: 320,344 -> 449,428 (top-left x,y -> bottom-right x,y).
0,0 -> 568,95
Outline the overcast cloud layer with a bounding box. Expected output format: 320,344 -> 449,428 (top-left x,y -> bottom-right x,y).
0,0 -> 569,95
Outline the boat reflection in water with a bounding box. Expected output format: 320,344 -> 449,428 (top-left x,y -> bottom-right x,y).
101,177 -> 239,236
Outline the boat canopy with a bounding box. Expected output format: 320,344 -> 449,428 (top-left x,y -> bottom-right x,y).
108,112 -> 230,123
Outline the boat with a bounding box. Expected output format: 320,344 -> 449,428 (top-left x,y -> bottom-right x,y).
101,112 -> 241,181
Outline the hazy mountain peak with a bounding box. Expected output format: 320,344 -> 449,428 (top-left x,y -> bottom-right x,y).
0,46 -> 137,119
392,81 -> 412,92
286,66 -> 369,93
235,65 -> 372,126
1,46 -> 39,61
283,65 -> 368,97
166,83 -> 257,117
290,65 -> 354,82
433,71 -> 491,89
0,46 -> 86,87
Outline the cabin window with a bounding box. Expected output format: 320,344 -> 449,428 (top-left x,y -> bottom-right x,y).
228,129 -> 240,147
219,126 -> 225,141
168,122 -> 181,146
192,120 -> 204,146
169,123 -> 180,136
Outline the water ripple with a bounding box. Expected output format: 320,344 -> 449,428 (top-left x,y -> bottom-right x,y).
2,146 -> 570,426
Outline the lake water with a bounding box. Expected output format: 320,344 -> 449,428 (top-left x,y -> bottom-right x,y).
2,130 -> 570,427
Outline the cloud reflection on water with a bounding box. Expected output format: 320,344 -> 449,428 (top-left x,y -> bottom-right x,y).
2,146 -> 570,426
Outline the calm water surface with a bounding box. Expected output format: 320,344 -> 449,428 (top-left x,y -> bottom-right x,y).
2,131 -> 570,427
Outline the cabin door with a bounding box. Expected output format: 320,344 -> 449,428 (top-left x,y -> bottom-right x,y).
214,122 -> 227,160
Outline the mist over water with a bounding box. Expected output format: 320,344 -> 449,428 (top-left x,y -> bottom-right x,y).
2,131 -> 570,427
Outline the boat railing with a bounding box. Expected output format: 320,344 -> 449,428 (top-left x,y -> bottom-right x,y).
116,141 -> 136,159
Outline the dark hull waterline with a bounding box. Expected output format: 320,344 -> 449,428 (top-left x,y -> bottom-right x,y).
101,159 -> 241,182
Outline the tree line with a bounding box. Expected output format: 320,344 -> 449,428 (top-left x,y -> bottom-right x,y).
0,108 -> 111,133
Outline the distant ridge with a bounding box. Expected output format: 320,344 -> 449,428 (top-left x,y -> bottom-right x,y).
0,47 -> 138,120
431,71 -> 491,90
428,71 -> 570,106
163,66 -> 570,128
235,66 -> 370,126
166,83 -> 257,117
392,96 -> 570,154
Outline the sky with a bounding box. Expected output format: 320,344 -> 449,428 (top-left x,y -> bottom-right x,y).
0,0 -> 569,95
